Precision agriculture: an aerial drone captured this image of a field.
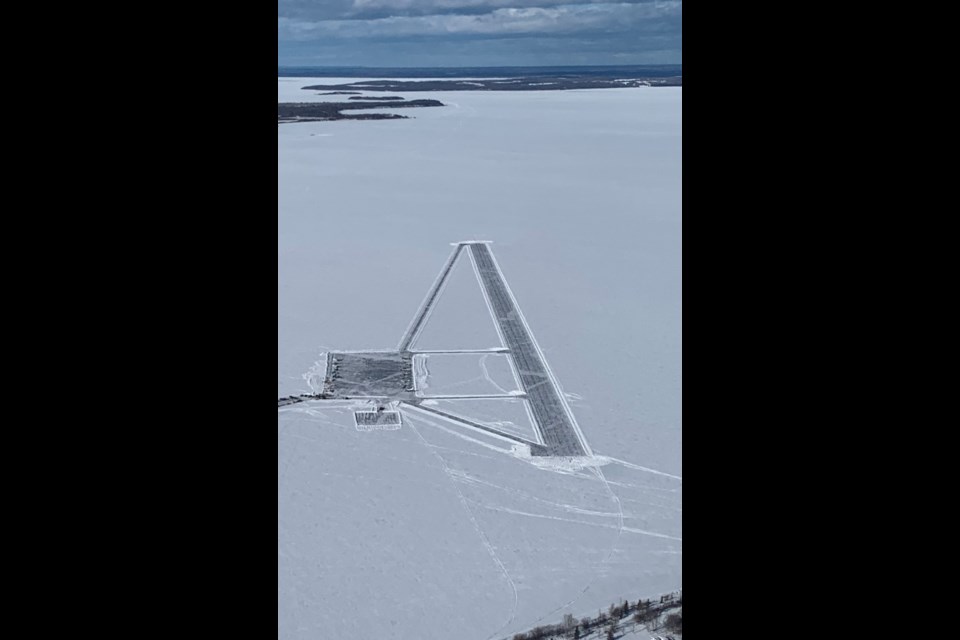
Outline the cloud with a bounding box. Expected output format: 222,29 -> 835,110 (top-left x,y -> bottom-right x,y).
279,2 -> 681,40
277,0 -> 354,21
277,0 -> 682,66
278,0 -> 675,21
351,0 -> 660,16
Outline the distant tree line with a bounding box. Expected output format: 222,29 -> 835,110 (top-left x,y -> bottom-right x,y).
277,100 -> 445,123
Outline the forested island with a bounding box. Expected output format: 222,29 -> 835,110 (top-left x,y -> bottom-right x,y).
278,99 -> 445,123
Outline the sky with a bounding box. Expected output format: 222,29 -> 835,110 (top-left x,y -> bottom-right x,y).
278,0 -> 682,67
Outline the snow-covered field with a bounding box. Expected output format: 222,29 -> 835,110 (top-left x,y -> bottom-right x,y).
278,78 -> 682,640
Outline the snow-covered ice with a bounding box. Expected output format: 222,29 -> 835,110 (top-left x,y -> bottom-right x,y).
278,79 -> 682,639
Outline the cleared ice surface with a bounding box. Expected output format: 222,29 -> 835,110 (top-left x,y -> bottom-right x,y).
414,353 -> 519,397
427,398 -> 538,442
279,82 -> 681,639
409,248 -> 504,352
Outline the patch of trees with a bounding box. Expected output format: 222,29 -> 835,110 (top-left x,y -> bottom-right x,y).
277,100 -> 445,123
664,613 -> 682,635
509,591 -> 682,640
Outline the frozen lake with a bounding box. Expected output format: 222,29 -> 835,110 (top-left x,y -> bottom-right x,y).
278,79 -> 682,639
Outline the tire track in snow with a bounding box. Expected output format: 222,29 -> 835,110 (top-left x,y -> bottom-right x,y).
524,465 -> 625,629
479,354 -> 512,395
599,456 -> 683,481
467,502 -> 680,542
405,417 -> 519,640
446,468 -> 622,519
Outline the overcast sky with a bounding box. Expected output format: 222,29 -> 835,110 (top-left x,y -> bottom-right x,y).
278,0 -> 682,67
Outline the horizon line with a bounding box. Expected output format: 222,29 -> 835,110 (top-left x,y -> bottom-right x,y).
278,63 -> 682,69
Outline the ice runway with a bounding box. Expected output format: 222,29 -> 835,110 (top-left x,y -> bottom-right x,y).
278,241 -> 592,458
468,243 -> 588,457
